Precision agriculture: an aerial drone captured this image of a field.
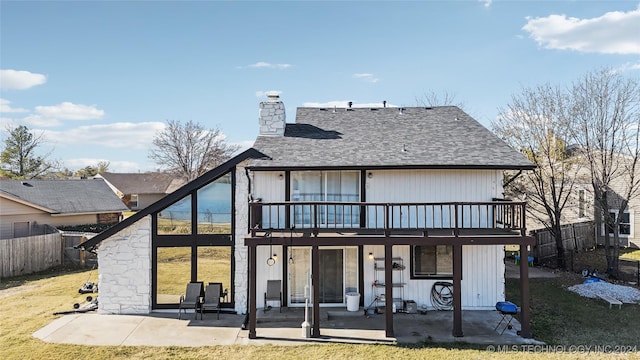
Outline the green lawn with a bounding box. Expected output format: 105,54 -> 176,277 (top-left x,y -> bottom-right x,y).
1,266 -> 638,360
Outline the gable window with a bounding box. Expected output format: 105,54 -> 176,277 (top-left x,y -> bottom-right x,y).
130,194 -> 139,209
605,210 -> 633,237
410,245 -> 453,279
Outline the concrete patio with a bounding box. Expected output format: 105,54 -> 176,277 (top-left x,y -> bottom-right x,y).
33,307 -> 543,347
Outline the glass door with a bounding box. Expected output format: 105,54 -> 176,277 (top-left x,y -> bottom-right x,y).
288,247 -> 358,307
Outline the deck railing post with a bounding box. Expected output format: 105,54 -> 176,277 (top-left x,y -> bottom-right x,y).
454,203 -> 460,236
384,204 -> 390,236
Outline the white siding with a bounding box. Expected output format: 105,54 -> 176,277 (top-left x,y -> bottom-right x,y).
363,244 -> 504,310
366,169 -> 501,203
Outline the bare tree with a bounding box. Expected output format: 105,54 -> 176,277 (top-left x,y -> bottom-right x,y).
0,124 -> 56,179
148,120 -> 239,181
415,90 -> 465,109
493,84 -> 583,269
570,68 -> 640,277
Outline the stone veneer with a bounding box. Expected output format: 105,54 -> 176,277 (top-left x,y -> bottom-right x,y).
258,94 -> 286,136
233,161 -> 250,314
97,216 -> 151,314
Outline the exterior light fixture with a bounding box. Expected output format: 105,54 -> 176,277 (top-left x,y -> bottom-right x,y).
368,252 -> 374,260
367,172 -> 373,179
267,235 -> 275,266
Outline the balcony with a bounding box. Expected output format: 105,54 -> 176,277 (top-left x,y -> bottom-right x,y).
250,200 -> 527,238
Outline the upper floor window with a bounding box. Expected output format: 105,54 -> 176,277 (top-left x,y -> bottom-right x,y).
578,190 -> 585,218
130,194 -> 139,209
290,171 -> 360,228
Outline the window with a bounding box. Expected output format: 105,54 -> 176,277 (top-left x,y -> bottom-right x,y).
291,171 -> 360,227
578,190 -> 585,218
411,245 -> 453,279
130,194 -> 139,209
13,222 -> 30,238
605,210 -> 632,237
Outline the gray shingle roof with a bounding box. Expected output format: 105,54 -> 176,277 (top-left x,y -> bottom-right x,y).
250,106 -> 534,169
0,179 -> 129,214
97,172 -> 184,195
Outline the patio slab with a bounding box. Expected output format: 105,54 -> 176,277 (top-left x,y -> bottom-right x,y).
34,307 -> 543,347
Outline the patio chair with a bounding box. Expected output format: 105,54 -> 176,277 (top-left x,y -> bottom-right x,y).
201,283 -> 222,320
264,280 -> 282,313
178,282 -> 203,320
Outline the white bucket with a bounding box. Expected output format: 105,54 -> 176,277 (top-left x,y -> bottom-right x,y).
346,292 -> 360,311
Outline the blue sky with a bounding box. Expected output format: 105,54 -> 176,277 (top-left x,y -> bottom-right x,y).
1,1 -> 639,173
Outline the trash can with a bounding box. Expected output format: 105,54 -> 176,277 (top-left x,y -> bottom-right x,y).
346,292 -> 360,311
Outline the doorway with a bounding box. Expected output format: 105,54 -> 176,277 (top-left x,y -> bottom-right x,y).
287,247 -> 358,307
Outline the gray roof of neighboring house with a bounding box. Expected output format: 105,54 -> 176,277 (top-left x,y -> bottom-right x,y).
250,106 -> 535,170
97,172 -> 184,195
0,179 -> 129,214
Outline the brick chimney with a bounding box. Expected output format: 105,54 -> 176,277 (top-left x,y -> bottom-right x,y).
259,92 -> 286,136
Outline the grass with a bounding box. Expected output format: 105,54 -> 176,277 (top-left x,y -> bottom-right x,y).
505,272 -> 640,347
621,249 -> 640,262
156,247 -> 231,301
1,268 -> 639,359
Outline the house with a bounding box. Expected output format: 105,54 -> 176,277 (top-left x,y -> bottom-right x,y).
80,95 -> 536,339
513,151 -> 640,250
0,179 -> 128,239
95,172 -> 184,211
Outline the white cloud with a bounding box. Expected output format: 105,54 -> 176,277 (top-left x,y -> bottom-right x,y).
479,0 -> 492,8
247,62 -> 292,69
0,69 -> 47,90
232,140 -> 255,152
613,62 -> 640,74
19,102 -> 105,127
42,122 -> 165,149
353,73 -> 380,83
303,100 -> 397,108
522,6 -> 640,54
35,102 -> 105,120
0,98 -> 28,113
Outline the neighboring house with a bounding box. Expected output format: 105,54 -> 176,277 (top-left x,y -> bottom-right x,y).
95,172 -> 184,211
0,179 -> 128,239
516,153 -> 639,249
81,95 -> 536,339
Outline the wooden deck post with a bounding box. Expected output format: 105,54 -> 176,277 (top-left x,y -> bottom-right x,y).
312,244 -> 321,337
384,244 -> 394,337
452,244 -> 463,337
248,244 -> 257,339
519,244 -> 532,338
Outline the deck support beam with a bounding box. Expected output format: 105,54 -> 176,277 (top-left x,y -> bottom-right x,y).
519,244 -> 532,338
452,244 -> 463,337
312,244 -> 321,337
384,244 -> 394,337
248,244 -> 257,339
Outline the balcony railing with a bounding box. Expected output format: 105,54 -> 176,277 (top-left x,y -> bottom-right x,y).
250,201 -> 526,236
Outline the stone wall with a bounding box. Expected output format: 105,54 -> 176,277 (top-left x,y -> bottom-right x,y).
97,216 -> 151,314
258,95 -> 286,136
233,162 -> 250,314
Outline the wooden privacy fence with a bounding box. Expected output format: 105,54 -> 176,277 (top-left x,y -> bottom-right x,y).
0,231 -> 63,278
531,221 -> 596,262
